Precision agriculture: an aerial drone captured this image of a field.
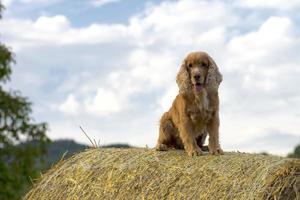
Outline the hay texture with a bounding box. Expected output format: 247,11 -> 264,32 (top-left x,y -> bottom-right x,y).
24,148 -> 300,200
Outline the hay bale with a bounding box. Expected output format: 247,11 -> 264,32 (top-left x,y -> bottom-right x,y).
24,148 -> 300,200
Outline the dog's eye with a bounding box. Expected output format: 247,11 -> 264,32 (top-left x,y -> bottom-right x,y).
188,63 -> 193,68
202,63 -> 208,68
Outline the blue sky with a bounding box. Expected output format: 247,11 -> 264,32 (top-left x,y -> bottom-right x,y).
2,0 -> 162,25
1,0 -> 300,155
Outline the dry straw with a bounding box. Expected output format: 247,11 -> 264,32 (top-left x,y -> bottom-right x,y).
24,148 -> 300,200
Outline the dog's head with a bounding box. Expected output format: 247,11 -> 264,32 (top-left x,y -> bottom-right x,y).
176,51 -> 222,95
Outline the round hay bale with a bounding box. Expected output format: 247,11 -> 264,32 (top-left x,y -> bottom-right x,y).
24,148 -> 300,200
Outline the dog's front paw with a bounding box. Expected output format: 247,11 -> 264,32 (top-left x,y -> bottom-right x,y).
209,147 -> 224,155
155,143 -> 168,151
187,147 -> 203,157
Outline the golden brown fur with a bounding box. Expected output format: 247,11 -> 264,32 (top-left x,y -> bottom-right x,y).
156,51 -> 223,156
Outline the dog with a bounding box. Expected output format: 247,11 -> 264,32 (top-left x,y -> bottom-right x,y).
155,51 -> 223,156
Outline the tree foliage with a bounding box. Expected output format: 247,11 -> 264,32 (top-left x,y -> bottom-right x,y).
0,4 -> 49,199
288,144 -> 300,159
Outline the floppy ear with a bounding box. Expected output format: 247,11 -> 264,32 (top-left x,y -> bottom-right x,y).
176,61 -> 192,95
206,55 -> 223,90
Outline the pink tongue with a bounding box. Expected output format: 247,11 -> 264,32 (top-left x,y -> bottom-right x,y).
195,84 -> 202,92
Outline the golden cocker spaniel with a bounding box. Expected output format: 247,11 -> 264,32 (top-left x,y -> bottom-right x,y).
156,51 -> 223,156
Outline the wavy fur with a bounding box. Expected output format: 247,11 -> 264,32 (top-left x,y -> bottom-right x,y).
156,51 -> 223,156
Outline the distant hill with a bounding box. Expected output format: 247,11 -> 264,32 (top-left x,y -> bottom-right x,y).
42,140 -> 132,170
44,139 -> 88,169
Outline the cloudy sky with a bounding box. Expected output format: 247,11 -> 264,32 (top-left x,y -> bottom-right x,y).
1,0 -> 300,155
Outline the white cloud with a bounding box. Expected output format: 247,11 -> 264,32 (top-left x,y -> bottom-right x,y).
218,15 -> 300,151
1,0 -> 62,8
127,49 -> 177,88
0,15 -> 129,51
90,0 -> 120,7
84,88 -> 126,116
33,15 -> 70,33
226,16 -> 299,95
2,0 -> 14,7
158,84 -> 177,112
237,0 -> 300,10
227,17 -> 294,63
0,1 -> 233,51
128,0 -> 235,48
58,94 -> 80,115
20,0 -> 49,3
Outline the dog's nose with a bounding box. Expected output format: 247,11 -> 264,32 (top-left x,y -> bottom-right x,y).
194,75 -> 201,81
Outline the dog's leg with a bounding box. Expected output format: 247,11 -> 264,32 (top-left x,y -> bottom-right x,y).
156,124 -> 170,151
156,113 -> 175,151
178,121 -> 203,156
207,114 -> 223,155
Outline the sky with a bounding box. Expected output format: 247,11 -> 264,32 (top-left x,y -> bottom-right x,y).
0,0 -> 300,155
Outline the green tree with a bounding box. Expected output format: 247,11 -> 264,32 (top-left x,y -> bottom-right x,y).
288,144 -> 300,159
0,4 -> 50,199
